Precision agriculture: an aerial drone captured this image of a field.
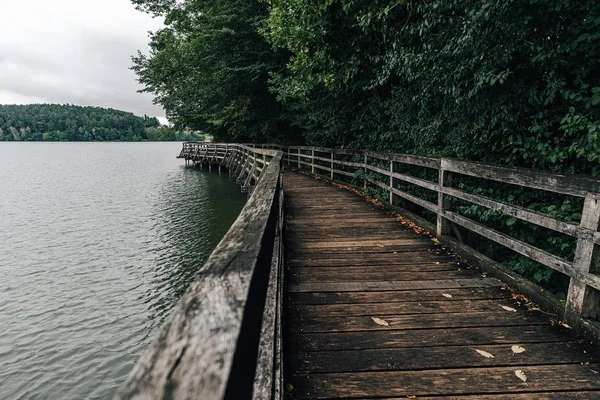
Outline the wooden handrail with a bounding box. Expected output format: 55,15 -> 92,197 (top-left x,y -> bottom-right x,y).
117,144 -> 284,399
124,141 -> 600,399
280,145 -> 600,335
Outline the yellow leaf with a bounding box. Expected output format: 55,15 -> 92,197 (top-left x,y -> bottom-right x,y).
511,345 -> 526,354
515,369 -> 528,384
560,321 -> 572,329
371,317 -> 389,326
501,305 -> 518,312
376,243 -> 385,248
475,349 -> 495,358
442,293 -> 453,298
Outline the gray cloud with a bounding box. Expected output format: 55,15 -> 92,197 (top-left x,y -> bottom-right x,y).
0,0 -> 165,119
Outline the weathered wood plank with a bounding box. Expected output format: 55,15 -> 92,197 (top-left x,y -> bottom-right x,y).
288,263 -> 459,273
289,299 -> 516,318
365,151 -> 441,169
442,158 -> 600,198
288,269 -> 478,283
287,287 -> 511,305
288,278 -> 500,293
410,393 -> 600,400
289,238 -> 429,249
442,186 -> 580,237
289,364 -> 600,399
368,177 -> 440,213
288,254 -> 454,267
288,325 -> 573,352
289,311 -> 548,333
289,342 -> 596,373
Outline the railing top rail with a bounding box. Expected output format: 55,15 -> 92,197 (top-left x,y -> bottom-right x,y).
119,144 -> 284,399
182,142 -> 279,158
285,145 -> 600,197
279,142 -> 600,341
441,158 -> 600,199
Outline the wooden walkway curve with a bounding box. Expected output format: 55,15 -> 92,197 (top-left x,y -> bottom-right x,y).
284,172 -> 600,399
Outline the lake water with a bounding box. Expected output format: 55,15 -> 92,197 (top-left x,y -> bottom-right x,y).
0,142 -> 246,400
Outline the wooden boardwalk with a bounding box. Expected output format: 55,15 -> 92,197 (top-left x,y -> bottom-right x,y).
284,172 -> 600,399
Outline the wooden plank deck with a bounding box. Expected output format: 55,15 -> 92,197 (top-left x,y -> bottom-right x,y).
283,172 -> 600,399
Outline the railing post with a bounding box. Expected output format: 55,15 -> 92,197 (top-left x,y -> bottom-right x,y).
311,149 -> 315,174
330,150 -> 334,180
297,149 -> 300,169
565,196 -> 600,325
436,159 -> 453,237
363,153 -> 367,190
390,159 -> 394,206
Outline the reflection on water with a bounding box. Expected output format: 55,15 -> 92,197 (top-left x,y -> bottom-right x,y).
0,142 -> 245,400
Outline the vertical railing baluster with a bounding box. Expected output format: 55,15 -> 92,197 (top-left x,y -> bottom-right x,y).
390,159 -> 394,206
363,153 -> 367,190
565,196 -> 600,325
330,150 -> 334,180
436,159 -> 453,237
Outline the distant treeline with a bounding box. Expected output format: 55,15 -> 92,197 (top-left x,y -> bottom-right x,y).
0,104 -> 197,142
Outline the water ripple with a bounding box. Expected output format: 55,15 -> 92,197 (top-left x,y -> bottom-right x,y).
0,143 -> 245,400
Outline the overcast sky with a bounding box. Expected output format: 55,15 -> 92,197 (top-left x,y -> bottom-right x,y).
0,0 -> 165,120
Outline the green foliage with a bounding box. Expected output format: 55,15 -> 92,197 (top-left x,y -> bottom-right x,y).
265,0 -> 600,176
0,104 -> 166,142
131,0 -> 600,292
262,0 -> 600,292
146,126 -> 197,141
131,0 -> 298,143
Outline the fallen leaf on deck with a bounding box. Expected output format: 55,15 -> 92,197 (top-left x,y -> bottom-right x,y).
475,349 -> 495,358
560,321 -> 572,329
442,293 -> 453,298
515,369 -> 528,384
500,305 -> 518,312
511,345 -> 526,354
371,317 -> 389,326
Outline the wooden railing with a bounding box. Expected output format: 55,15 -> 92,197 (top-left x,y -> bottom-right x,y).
121,142 -> 600,400
282,145 -> 600,338
117,143 -> 284,399
178,142 -> 277,192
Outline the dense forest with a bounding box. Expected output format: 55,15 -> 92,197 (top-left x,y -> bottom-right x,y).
132,0 -> 600,295
0,104 -> 195,142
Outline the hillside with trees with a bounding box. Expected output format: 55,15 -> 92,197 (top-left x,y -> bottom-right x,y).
0,104 -> 194,141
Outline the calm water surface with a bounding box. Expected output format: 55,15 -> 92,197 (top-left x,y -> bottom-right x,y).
0,142 -> 246,399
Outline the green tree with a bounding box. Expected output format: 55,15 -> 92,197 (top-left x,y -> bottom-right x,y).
131,0 -> 297,143
0,104 -> 176,142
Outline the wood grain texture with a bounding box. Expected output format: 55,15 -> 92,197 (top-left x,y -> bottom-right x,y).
117,149 -> 283,400
289,364 -> 600,399
283,172 -> 600,400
